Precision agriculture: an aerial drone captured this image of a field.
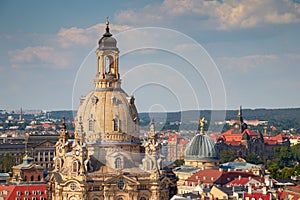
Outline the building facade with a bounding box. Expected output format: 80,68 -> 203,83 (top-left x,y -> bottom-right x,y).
47,18 -> 176,200
217,106 -> 290,160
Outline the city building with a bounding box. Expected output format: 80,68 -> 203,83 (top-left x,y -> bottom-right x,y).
26,134 -> 58,170
174,118 -> 220,195
166,134 -> 189,162
47,18 -> 176,200
217,106 -> 290,160
11,154 -> 44,183
0,152 -> 47,200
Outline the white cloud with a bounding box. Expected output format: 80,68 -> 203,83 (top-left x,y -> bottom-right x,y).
115,0 -> 300,30
7,23 -> 132,69
8,46 -> 71,69
57,23 -> 132,48
217,54 -> 278,73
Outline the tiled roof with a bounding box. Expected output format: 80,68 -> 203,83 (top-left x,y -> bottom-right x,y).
187,168 -> 258,186
0,184 -> 47,199
168,134 -> 183,142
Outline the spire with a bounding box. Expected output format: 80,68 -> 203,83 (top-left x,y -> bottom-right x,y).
238,105 -> 243,123
103,16 -> 112,37
150,117 -> 155,135
59,116 -> 68,143
61,116 -> 66,130
200,117 -> 205,134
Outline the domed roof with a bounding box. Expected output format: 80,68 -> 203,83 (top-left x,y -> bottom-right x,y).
76,88 -> 140,144
185,133 -> 218,160
98,36 -> 117,49
98,18 -> 117,49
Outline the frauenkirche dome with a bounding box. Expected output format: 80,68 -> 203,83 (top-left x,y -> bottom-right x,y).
75,17 -> 141,166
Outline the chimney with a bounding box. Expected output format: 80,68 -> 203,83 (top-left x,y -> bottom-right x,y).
248,185 -> 252,194
262,186 -> 267,195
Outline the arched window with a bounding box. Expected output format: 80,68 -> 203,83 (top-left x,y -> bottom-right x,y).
115,157 -> 122,169
73,161 -> 78,173
113,118 -> 118,131
38,175 -> 41,181
105,56 -> 110,73
31,175 -> 34,181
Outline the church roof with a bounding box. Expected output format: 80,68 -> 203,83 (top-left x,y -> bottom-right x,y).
185,133 -> 219,160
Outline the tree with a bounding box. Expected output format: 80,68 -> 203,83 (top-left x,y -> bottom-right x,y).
268,163 -> 279,178
245,153 -> 263,164
291,144 -> 300,162
174,159 -> 185,166
220,150 -> 236,163
1,154 -> 16,172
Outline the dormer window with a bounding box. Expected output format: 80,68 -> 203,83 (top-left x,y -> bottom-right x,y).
115,157 -> 122,169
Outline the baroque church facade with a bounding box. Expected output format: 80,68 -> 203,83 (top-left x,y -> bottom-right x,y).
47,19 -> 176,200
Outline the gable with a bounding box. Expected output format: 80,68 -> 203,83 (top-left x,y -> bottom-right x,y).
105,174 -> 140,185
33,140 -> 56,148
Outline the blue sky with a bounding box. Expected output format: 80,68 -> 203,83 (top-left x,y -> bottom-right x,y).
0,0 -> 300,112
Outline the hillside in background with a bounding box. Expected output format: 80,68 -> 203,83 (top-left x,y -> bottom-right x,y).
3,108 -> 299,133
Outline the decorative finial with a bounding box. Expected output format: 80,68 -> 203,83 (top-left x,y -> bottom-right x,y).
106,16 -> 109,26
103,16 -> 112,37
200,117 -> 205,133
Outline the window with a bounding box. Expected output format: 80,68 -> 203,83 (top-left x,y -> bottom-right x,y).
113,118 -> 118,131
17,191 -> 21,196
140,197 -> 146,200
115,157 -> 122,169
38,175 -> 41,181
40,197 -> 44,200
105,56 -> 111,73
118,180 -> 125,190
32,190 -> 36,195
72,161 -> 78,173
89,120 -> 94,131
31,175 -> 34,181
93,186 -> 100,191
37,190 -> 41,195
70,183 -> 77,191
117,198 -> 123,200
25,191 -> 29,196
32,197 -> 36,200
15,198 -> 20,200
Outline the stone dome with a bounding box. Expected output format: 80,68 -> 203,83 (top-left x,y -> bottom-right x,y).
185,133 -> 218,160
76,88 -> 140,144
98,36 -> 117,49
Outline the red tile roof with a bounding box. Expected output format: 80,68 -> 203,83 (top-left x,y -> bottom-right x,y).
168,134 -> 183,143
279,186 -> 300,200
244,191 -> 271,200
0,184 -> 47,199
225,176 -> 262,187
186,169 -> 257,186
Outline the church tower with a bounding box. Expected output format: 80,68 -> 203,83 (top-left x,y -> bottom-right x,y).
76,17 -> 141,168
48,18 -> 176,200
